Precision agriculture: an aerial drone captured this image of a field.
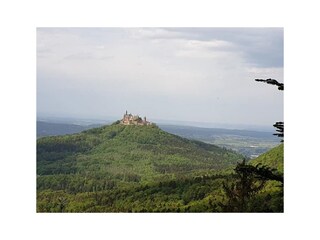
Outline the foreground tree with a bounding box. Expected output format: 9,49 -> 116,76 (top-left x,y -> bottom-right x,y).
221,160 -> 283,212
255,78 -> 284,141
255,78 -> 284,90
221,78 -> 284,212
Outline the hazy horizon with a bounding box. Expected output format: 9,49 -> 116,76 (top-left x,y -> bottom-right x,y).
37,112 -> 275,131
37,28 -> 283,127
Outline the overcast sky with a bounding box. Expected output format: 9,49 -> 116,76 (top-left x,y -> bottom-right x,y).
37,28 -> 283,127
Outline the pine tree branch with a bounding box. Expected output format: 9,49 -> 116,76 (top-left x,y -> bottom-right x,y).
255,78 -> 284,90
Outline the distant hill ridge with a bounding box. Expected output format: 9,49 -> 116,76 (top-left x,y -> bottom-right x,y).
37,120 -> 276,139
37,121 -> 102,138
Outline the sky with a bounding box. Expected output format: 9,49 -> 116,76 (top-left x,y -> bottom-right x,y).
37,28 -> 283,128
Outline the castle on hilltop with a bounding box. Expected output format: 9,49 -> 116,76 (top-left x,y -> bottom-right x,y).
120,110 -> 152,126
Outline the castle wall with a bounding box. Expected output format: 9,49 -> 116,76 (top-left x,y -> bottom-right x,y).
120,112 -> 151,126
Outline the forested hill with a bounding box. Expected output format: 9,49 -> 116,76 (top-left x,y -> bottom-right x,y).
250,143 -> 284,173
37,123 -> 285,212
37,123 -> 243,181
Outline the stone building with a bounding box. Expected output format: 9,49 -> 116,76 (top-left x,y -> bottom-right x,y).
120,110 -> 151,126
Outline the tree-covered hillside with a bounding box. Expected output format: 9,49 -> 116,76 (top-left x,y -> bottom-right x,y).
250,143 -> 283,173
37,124 -> 243,181
37,123 -> 283,212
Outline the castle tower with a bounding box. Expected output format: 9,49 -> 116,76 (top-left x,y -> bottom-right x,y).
120,112 -> 152,126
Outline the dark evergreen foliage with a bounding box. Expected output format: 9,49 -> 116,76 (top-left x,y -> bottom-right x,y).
255,78 -> 284,90
255,78 -> 284,141
221,159 -> 283,212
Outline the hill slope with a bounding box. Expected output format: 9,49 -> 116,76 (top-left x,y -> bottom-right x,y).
37,124 -> 243,188
37,124 -> 285,213
160,125 -> 279,158
250,143 -> 283,173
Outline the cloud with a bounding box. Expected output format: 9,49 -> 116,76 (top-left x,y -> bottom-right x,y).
161,28 -> 284,68
37,28 -> 283,126
128,28 -> 196,40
